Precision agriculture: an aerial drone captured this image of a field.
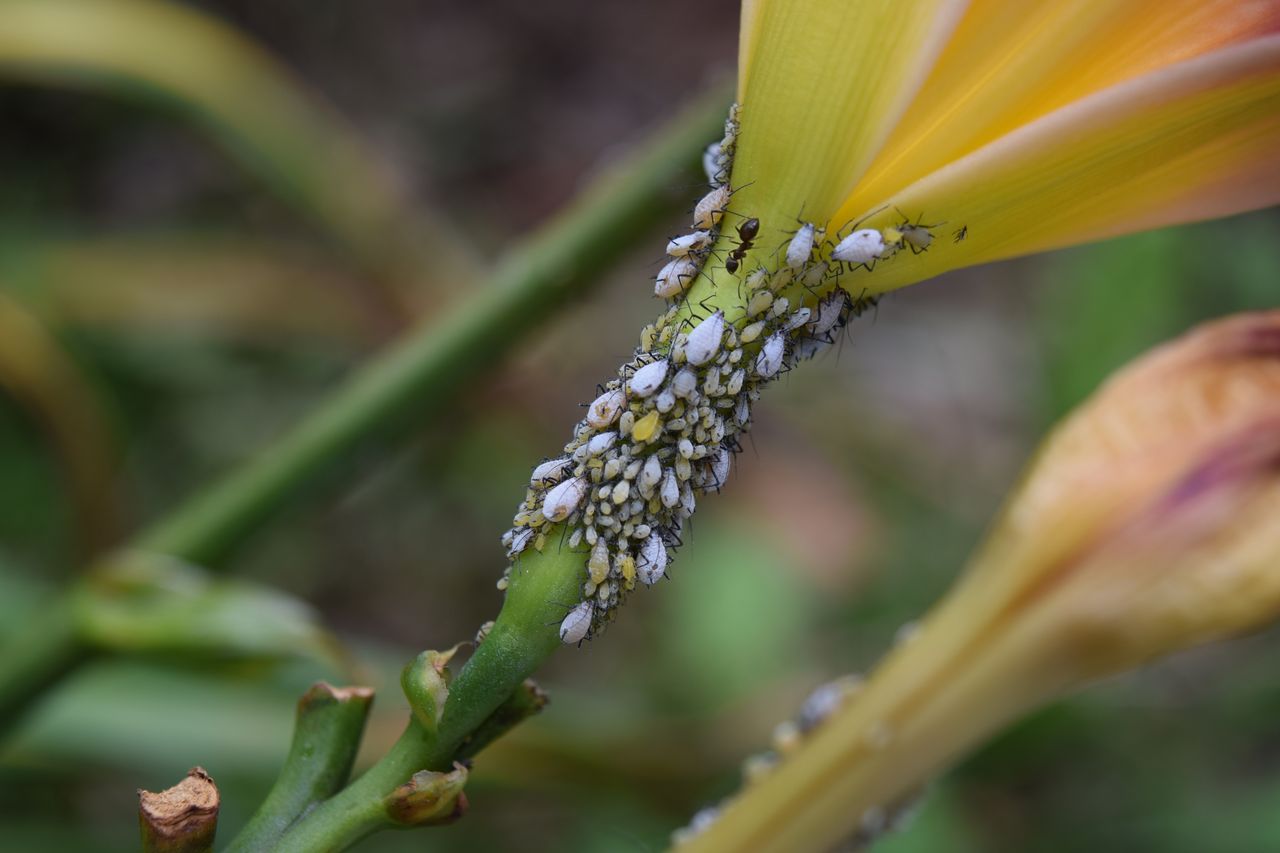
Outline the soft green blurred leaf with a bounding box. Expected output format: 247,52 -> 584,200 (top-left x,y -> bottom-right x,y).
74,553 -> 348,671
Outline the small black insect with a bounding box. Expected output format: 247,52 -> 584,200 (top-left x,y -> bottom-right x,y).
724,216 -> 760,273
952,225 -> 968,243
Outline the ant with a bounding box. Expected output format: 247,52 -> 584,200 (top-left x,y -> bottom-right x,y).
724,217 -> 760,273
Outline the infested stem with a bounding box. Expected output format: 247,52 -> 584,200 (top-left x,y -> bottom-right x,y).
0,84 -> 730,734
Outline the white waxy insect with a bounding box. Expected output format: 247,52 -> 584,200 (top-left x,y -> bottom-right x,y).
756,331 -> 786,378
655,388 -> 676,414
667,230 -> 714,258
725,368 -> 745,396
507,526 -> 534,556
786,222 -> 816,269
542,476 -> 588,522
655,256 -> 699,299
901,224 -> 933,252
709,445 -> 731,490
641,455 -> 663,490
809,291 -> 848,337
672,368 -> 698,399
628,359 -> 668,398
785,307 -> 812,331
735,393 -> 751,426
586,389 -> 625,428
530,457 -> 572,488
832,228 -> 885,265
692,185 -> 731,230
586,431 -> 618,456
679,481 -> 697,517
559,600 -> 594,644
702,141 -> 723,185
685,310 -> 726,366
637,532 -> 668,585
660,468 -> 680,508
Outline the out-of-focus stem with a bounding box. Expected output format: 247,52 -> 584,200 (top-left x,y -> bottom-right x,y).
226,683 -> 374,853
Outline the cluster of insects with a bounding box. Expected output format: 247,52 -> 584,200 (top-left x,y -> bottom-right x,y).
498,102 -> 955,643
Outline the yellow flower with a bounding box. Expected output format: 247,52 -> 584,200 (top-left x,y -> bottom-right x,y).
680,311 -> 1280,853
694,0 -> 1280,307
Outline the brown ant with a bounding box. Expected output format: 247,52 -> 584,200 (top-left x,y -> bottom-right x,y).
724,217 -> 760,273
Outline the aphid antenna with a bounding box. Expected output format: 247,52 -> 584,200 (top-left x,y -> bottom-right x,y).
835,203 -> 891,240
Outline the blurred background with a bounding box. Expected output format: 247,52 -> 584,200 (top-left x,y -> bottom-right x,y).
1,2 -> 1278,851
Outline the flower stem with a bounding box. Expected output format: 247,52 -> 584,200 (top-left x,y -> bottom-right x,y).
225,683 -> 374,852
271,541 -> 584,851
0,84 -> 729,734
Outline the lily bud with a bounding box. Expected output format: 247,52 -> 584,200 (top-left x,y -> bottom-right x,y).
682,312 -> 1280,853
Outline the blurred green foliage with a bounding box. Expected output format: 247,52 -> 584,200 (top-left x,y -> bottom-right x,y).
0,1 -> 1277,851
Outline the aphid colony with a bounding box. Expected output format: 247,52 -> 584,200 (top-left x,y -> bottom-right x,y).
499,102 -> 946,645
655,104 -> 743,300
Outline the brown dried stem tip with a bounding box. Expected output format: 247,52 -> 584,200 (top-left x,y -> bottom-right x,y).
138,767 -> 220,853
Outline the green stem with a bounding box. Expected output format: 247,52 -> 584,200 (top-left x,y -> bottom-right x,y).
226,683 -> 374,853
0,84 -> 729,734
271,540 -> 585,851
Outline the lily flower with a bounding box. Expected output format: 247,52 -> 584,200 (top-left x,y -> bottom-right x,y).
677,311 -> 1280,852
693,0 -> 1280,307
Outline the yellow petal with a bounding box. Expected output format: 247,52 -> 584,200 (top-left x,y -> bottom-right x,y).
845,0 -> 1280,213
728,0 -> 967,243
844,36 -> 1280,294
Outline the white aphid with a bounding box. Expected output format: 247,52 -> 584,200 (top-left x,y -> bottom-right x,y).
637,532 -> 668,585
784,307 -> 812,331
667,230 -> 714,258
655,388 -> 676,413
786,222 -> 816,269
684,310 -> 726,366
901,224 -> 933,252
641,455 -> 663,491
507,526 -> 534,557
832,228 -> 885,265
809,291 -> 847,337
586,431 -> 618,456
586,389 -> 625,428
679,481 -> 696,517
693,185 -> 731,230
628,359 -> 668,398
702,142 -> 723,185
655,256 -> 699,299
559,600 -> 594,644
660,468 -> 680,509
672,368 -> 698,399
756,331 -> 786,378
735,393 -> 751,427
542,476 -> 588,522
530,456 -> 572,488
708,446 -> 731,490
